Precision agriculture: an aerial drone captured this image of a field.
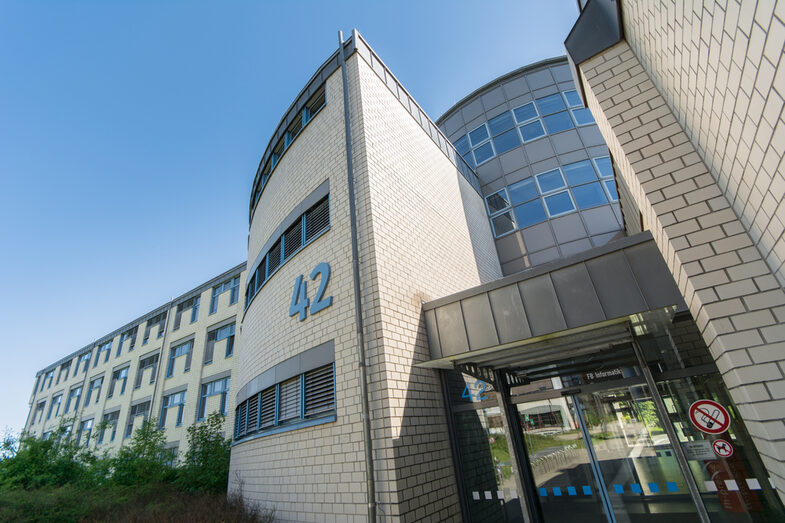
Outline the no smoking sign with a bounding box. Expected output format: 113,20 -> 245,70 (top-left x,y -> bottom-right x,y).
689,399 -> 731,434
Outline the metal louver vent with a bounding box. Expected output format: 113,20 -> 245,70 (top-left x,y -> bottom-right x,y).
283,219 -> 303,260
278,378 -> 300,422
246,394 -> 259,433
236,404 -> 247,438
260,388 -> 275,428
267,241 -> 282,273
305,197 -> 329,241
305,364 -> 335,416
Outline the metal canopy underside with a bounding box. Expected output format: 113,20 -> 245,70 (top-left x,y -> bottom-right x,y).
421,233 -> 685,370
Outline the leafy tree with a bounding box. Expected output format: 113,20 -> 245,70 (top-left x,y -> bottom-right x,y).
111,417 -> 174,486
177,412 -> 231,493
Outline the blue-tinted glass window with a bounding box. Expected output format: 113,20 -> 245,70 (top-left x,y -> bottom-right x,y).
473,142 -> 494,164
454,135 -> 470,156
544,191 -> 575,216
536,169 -> 566,193
508,178 -> 539,205
463,151 -> 476,169
563,160 -> 597,186
543,112 -> 575,134
486,189 -> 511,215
513,102 -> 538,123
536,94 -> 566,115
469,124 -> 489,146
572,108 -> 595,126
519,121 -> 545,142
493,129 -> 520,155
604,179 -> 618,201
491,212 -> 516,237
572,182 -> 609,209
488,112 -> 515,135
563,90 -> 582,107
514,199 -> 547,229
594,157 -> 613,177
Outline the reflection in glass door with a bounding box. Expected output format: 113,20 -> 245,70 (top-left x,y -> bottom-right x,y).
578,385 -> 699,522
517,396 -> 609,523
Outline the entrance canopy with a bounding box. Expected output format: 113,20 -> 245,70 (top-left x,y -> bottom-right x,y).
421,232 -> 686,370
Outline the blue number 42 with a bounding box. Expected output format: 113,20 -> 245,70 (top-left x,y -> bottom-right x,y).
462,381 -> 488,402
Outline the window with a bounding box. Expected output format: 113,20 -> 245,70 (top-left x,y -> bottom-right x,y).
76,352 -> 91,374
108,367 -> 129,398
77,419 -> 93,447
134,354 -> 159,388
98,411 -> 119,443
34,401 -> 46,424
485,188 -> 516,238
571,107 -> 595,126
562,160 -> 597,186
535,169 -> 567,193
593,156 -> 613,178
234,363 -> 335,440
210,276 -> 240,314
162,447 -> 178,467
41,370 -> 54,391
572,182 -> 609,209
468,123 -> 495,165
173,296 -> 200,330
94,341 -> 112,367
604,179 -> 619,201
542,111 -> 575,134
198,377 -> 230,420
143,312 -> 167,344
513,102 -> 538,123
47,394 -> 62,420
160,391 -> 186,428
562,90 -> 582,108
488,112 -> 521,156
246,194 -> 330,309
204,323 -> 235,364
166,341 -> 193,378
84,377 -> 103,406
125,401 -> 149,438
56,360 -> 71,384
535,93 -> 566,115
518,120 -> 546,142
118,327 -> 137,356
543,191 -> 576,217
64,386 -> 82,414
514,196 -> 548,229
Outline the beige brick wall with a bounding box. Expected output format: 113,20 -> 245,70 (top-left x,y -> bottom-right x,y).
233,44 -> 500,521
621,0 -> 785,288
350,52 -> 501,521
578,39 -> 785,495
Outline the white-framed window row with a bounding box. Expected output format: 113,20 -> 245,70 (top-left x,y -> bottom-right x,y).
485,156 -> 617,238
452,90 -> 596,170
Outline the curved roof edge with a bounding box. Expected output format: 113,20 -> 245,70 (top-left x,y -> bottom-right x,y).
435,55 -> 568,127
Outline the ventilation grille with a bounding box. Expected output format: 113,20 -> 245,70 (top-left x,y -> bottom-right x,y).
305,364 -> 335,416
278,378 -> 300,422
305,197 -> 329,241
260,388 -> 275,428
283,220 -> 303,260
246,394 -> 259,433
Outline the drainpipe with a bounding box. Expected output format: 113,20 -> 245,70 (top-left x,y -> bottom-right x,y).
338,29 -> 377,522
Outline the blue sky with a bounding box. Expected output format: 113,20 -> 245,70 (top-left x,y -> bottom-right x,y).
0,1 -> 579,432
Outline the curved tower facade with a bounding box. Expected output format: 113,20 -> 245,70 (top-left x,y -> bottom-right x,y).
230,32 -> 501,522
437,58 -> 625,274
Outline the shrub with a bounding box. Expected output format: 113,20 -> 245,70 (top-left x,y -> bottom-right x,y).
177,412 -> 231,493
110,417 -> 175,487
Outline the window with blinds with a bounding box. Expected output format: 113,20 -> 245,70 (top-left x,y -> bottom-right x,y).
246,194 -> 330,310
233,363 -> 335,441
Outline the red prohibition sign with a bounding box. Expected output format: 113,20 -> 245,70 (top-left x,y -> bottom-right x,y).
689,399 -> 730,434
712,439 -> 734,458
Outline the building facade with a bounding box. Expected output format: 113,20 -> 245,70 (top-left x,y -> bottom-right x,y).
25,263 -> 245,462
24,3 -> 785,521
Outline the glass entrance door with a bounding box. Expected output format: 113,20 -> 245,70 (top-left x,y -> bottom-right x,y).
517,396 -> 609,522
516,382 -> 699,522
577,385 -> 699,522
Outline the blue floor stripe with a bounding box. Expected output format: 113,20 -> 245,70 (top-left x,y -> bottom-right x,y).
667,482 -> 678,492
648,482 -> 660,493
538,488 -> 547,497
631,483 -> 642,493
553,487 -> 562,496
582,485 -> 592,495
613,484 -> 624,494
567,486 -> 577,496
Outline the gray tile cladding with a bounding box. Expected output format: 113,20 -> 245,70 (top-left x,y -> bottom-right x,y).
436,57 -> 622,274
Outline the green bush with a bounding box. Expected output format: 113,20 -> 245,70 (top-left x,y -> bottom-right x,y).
110,417 -> 175,487
177,412 -> 231,493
